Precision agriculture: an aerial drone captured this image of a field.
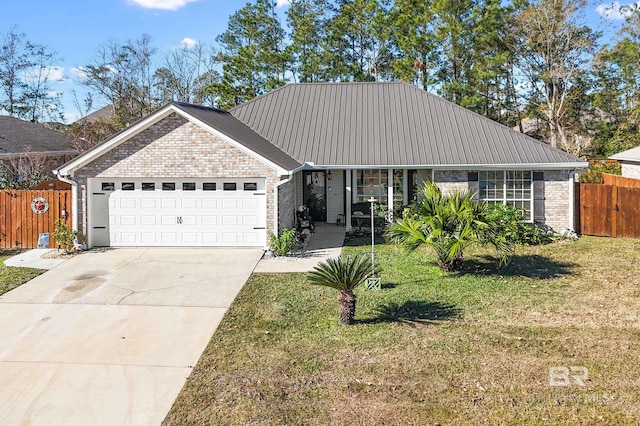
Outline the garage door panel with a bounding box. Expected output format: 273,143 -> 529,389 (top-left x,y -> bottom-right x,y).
222,199 -> 237,209
97,178 -> 266,247
161,199 -> 176,209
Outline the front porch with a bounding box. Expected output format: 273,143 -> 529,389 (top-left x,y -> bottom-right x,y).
291,168 -> 431,230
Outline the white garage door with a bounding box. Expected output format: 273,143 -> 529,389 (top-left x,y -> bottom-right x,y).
89,178 -> 267,247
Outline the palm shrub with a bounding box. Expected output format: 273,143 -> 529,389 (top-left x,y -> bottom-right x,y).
307,255 -> 376,325
386,182 -> 514,271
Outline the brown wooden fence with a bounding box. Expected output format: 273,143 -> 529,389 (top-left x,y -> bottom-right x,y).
0,190 -> 72,249
578,183 -> 640,239
601,173 -> 640,188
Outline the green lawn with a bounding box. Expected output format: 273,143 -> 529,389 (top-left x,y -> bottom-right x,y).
0,249 -> 45,295
164,237 -> 640,425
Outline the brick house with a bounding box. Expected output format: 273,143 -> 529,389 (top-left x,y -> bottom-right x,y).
610,146 -> 640,179
55,82 -> 588,248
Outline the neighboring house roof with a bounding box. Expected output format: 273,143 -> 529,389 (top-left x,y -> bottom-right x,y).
73,105 -> 115,125
231,82 -> 586,169
57,103 -> 300,176
0,116 -> 76,159
610,146 -> 640,163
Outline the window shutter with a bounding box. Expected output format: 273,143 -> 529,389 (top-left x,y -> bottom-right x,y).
468,172 -> 479,201
533,172 -> 545,223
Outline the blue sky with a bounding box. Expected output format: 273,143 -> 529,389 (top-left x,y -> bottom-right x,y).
0,0 -> 634,123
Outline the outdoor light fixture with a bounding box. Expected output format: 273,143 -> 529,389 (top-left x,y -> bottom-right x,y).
327,170 -> 332,180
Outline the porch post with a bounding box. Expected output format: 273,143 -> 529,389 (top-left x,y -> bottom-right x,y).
403,169 -> 409,205
345,169 -> 352,230
388,168 -> 394,220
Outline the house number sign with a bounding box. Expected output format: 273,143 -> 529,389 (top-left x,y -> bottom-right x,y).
31,197 -> 49,214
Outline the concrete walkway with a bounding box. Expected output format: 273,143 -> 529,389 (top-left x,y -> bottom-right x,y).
0,248 -> 263,426
254,223 -> 346,273
3,249 -> 68,270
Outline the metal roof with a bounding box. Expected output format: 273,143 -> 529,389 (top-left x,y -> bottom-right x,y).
172,103 -> 301,170
230,82 -> 586,168
0,116 -> 76,157
610,146 -> 640,163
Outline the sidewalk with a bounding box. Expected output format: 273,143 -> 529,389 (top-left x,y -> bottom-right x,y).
254,223 -> 346,273
3,249 -> 68,270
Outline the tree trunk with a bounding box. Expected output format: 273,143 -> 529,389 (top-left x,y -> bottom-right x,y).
338,291 -> 357,325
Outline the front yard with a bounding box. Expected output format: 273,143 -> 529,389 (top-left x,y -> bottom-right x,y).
164,237 -> 640,425
0,249 -> 44,295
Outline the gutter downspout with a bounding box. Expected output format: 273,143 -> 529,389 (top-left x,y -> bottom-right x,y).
54,171 -> 78,232
568,170 -> 577,232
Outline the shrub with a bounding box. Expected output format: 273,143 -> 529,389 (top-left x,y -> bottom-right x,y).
268,228 -> 298,256
486,204 -> 551,245
52,219 -> 79,253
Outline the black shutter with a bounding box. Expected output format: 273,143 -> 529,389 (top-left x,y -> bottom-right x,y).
533,171 -> 545,223
468,172 -> 479,201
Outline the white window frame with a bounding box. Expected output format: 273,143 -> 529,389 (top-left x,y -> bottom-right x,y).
479,170 -> 534,222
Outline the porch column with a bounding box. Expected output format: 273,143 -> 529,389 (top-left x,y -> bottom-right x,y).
388,168 -> 394,220
345,169 -> 352,230
403,169 -> 409,205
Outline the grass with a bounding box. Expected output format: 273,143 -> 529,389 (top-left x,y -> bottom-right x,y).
164,236 -> 640,425
0,249 -> 44,295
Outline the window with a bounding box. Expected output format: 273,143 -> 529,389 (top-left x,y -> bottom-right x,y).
142,182 -> 155,191
203,182 -> 216,191
182,182 -> 196,191
479,171 -> 533,220
101,182 -> 115,191
244,182 -> 257,191
122,182 -> 135,191
355,170 -> 388,203
162,182 -> 175,191
223,183 -> 237,191
392,170 -> 404,205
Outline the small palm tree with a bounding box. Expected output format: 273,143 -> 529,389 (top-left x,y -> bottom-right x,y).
387,182 -> 513,271
308,255 -> 375,325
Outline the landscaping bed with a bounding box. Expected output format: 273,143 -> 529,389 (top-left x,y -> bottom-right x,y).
164,237 -> 640,425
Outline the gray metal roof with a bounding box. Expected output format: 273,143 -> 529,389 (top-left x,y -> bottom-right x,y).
610,146 -> 640,163
230,82 -> 586,168
172,103 -> 301,170
0,116 -> 76,157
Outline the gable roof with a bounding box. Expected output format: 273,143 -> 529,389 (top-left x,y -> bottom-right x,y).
230,82 -> 587,170
56,103 -> 300,176
0,116 -> 76,158
610,146 -> 640,163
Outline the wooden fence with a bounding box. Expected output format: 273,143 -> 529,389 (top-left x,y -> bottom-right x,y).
0,190 -> 72,249
578,183 -> 640,239
601,173 -> 640,188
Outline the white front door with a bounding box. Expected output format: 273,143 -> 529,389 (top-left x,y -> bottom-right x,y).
88,178 -> 267,247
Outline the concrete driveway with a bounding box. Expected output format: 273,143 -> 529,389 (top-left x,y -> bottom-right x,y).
0,248 -> 263,426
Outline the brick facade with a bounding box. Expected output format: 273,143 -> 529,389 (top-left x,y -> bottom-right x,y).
73,113 -> 281,236
543,170 -> 570,231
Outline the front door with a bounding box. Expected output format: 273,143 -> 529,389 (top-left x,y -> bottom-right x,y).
302,171 -> 327,221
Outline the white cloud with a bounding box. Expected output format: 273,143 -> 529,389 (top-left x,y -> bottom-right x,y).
70,67 -> 88,80
126,0 -> 200,11
276,0 -> 291,7
596,1 -> 639,20
180,37 -> 198,49
46,66 -> 65,82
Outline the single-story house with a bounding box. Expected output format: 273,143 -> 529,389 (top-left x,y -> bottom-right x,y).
55,82 -> 588,248
1,116 -> 77,182
610,146 -> 640,179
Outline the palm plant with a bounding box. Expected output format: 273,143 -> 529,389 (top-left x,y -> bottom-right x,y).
387,182 -> 513,271
307,255 -> 376,325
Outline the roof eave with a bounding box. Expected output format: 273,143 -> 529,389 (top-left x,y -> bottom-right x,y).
303,162 -> 590,171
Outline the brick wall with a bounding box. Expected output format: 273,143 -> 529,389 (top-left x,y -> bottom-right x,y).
74,113 -> 281,235
621,162 -> 640,179
543,170 -> 570,231
433,170 -> 469,195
